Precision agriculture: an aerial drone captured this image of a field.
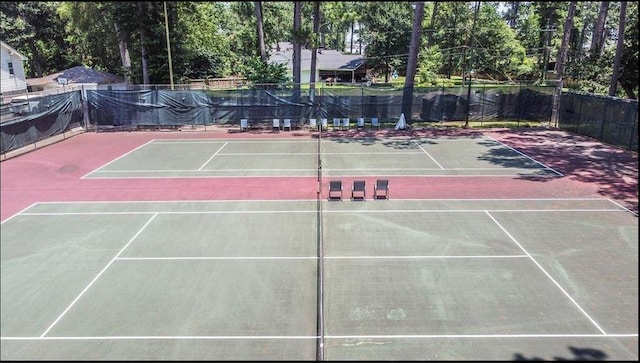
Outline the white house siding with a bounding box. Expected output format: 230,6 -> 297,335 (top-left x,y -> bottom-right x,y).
0,41 -> 28,97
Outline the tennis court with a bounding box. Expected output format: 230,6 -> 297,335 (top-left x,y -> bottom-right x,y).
81,135 -> 561,179
1,130 -> 638,360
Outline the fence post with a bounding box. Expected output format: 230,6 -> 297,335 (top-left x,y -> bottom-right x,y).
480,83 -> 485,126
361,85 -> 364,120
551,79 -> 563,128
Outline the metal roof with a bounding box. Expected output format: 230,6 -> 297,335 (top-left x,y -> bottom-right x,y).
269,43 -> 365,71
27,66 -> 124,86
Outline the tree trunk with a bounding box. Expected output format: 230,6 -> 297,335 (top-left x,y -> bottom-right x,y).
608,1 -> 626,97
350,22 -> 354,54
310,1 -> 319,95
578,4 -> 591,62
254,1 -> 267,63
554,1 -> 576,80
401,1 -> 425,123
137,1 -> 150,85
590,1 -> 610,59
114,20 -> 132,86
292,2 -> 302,85
508,1 -> 520,29
464,1 -> 481,128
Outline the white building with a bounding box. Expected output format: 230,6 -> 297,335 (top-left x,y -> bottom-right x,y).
0,41 -> 28,101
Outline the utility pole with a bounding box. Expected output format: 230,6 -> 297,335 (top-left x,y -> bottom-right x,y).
164,1 -> 174,90
464,1 -> 480,128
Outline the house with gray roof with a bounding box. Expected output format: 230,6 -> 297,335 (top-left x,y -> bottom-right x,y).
27,65 -> 126,95
269,42 -> 367,84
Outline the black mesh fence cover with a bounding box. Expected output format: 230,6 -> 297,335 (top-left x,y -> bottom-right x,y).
558,92 -> 638,151
84,85 -> 554,128
1,85 -> 637,155
1,91 -> 84,154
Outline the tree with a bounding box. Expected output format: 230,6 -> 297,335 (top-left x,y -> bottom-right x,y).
590,1 -> 610,59
309,1 -> 320,96
425,1 -> 439,49
554,1 -> 576,81
401,1 -> 425,122
1,1 -> 76,77
609,1 -> 626,96
292,2 -> 302,86
359,2 -> 413,82
254,1 -> 267,62
618,1 -> 638,99
114,12 -> 132,86
137,2 -> 150,84
505,1 -> 520,29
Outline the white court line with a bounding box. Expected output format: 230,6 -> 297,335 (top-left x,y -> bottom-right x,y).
0,202 -> 39,224
198,142 -> 228,171
153,139 -> 318,143
1,335 -> 316,340
326,167 -> 551,171
326,333 -> 638,338
117,256 -> 317,260
114,256 -> 528,261
34,199 -> 319,203
82,175 -> 316,179
325,209 -> 625,213
322,174 -> 556,178
39,213 -> 159,338
2,333 -> 636,341
80,139 -> 156,179
412,140 -> 445,169
23,197 -> 626,204
485,211 -> 607,335
485,135 -> 564,176
214,152 -> 425,155
92,168 -> 317,173
11,198 -> 629,219
606,198 -> 638,216
326,255 -> 528,259
21,210 -> 317,216
18,209 -> 627,217
218,153 -> 319,155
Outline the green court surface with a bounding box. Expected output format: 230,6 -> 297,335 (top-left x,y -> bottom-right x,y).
1,199 -> 637,360
82,136 -> 561,178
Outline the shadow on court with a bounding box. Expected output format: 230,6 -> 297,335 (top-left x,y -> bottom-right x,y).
491,129 -> 638,214
514,346 -> 607,361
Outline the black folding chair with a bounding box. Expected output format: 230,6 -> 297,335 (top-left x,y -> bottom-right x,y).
374,179 -> 389,200
351,180 -> 366,201
328,180 -> 343,201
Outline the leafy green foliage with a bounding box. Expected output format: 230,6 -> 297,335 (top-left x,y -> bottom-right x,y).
359,2 -> 413,81
1,1 -> 75,76
417,45 -> 443,86
240,56 -> 289,87
0,1 -> 636,99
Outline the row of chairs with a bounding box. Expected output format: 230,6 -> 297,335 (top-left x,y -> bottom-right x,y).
240,118 -> 294,132
328,179 -> 389,201
239,118 -> 381,132
310,117 -> 380,131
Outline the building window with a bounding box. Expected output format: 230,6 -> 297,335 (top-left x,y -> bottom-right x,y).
8,62 -> 14,75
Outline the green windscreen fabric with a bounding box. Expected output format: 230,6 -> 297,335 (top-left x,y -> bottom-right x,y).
1,91 -> 83,154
